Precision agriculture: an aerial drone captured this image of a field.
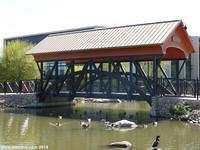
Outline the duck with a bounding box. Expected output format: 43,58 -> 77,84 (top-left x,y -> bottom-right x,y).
109,141 -> 132,149
151,136 -> 160,150
80,118 -> 91,129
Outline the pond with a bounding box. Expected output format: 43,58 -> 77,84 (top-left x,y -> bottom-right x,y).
0,101 -> 200,150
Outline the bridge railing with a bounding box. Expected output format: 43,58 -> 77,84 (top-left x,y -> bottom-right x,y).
157,78 -> 200,99
0,80 -> 40,94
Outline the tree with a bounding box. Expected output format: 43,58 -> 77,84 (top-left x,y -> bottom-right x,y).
140,61 -> 170,78
0,40 -> 39,81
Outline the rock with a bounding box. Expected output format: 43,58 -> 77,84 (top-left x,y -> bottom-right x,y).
92,98 -> 121,103
111,119 -> 138,129
109,141 -> 132,148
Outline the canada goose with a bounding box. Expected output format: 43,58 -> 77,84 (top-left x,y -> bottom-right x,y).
143,124 -> 148,128
153,122 -> 158,126
55,122 -> 62,127
49,122 -> 62,127
151,136 -> 160,150
81,118 -> 91,129
109,141 -> 132,149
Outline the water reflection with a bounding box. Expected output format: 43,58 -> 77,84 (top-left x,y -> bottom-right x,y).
7,113 -> 13,130
20,117 -> 29,136
0,101 -> 199,149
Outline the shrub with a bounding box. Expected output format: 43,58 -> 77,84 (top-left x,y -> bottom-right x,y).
170,102 -> 191,116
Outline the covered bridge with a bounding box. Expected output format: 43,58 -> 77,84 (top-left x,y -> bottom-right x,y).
27,20 -> 194,103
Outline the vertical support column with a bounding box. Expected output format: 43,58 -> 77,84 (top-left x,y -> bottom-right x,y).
39,61 -> 44,102
89,60 -> 93,95
40,62 -> 43,93
117,62 -> 120,92
18,80 -> 22,93
130,58 -> 133,82
135,64 -> 138,86
176,60 -> 180,95
99,63 -> 103,92
3,81 -> 7,94
71,60 -> 75,98
147,61 -> 150,78
129,58 -> 133,99
55,61 -> 59,95
153,57 -> 158,96
84,67 -> 88,93
108,58 -> 112,96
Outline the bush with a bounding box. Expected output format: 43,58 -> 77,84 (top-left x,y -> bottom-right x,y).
170,102 -> 191,116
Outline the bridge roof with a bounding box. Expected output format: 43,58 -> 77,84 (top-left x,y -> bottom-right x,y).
27,20 -> 195,62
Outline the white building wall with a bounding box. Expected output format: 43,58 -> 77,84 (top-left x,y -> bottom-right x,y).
179,60 -> 186,79
190,36 -> 199,79
168,36 -> 199,79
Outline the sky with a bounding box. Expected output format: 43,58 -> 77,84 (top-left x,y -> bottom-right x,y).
0,0 -> 200,54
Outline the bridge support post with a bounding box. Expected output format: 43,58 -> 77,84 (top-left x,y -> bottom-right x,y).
39,62 -> 44,102
89,60 -> 93,96
40,62 -> 43,95
55,61 -> 59,95
176,60 -> 180,95
70,60 -> 75,98
99,63 -> 103,92
108,58 -> 112,96
153,57 -> 159,96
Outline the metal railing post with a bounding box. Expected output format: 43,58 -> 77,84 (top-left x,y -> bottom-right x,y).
3,81 -> 7,94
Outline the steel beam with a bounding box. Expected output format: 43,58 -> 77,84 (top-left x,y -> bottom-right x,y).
158,63 -> 176,95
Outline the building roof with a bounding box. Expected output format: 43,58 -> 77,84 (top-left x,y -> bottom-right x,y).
4,26 -> 103,46
27,20 -> 182,55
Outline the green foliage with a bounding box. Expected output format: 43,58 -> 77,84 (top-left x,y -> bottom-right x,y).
75,65 -> 83,72
140,61 -> 170,78
0,40 -> 39,81
170,102 -> 191,116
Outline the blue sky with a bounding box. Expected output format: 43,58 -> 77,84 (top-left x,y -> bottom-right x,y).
0,0 -> 200,53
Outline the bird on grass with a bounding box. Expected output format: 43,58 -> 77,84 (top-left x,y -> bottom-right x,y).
151,136 -> 160,150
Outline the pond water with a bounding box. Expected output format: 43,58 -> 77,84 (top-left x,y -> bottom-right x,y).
0,101 -> 200,150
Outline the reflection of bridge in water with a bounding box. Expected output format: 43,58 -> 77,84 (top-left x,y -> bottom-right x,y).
4,20 -> 197,105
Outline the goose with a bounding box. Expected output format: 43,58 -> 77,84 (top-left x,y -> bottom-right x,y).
81,118 -> 91,129
143,124 -> 148,128
49,122 -> 62,127
151,136 -> 160,150
55,122 -> 62,127
109,141 -> 132,149
153,122 -> 158,127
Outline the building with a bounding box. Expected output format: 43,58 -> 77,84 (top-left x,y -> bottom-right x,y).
3,26 -> 103,46
170,36 -> 199,79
